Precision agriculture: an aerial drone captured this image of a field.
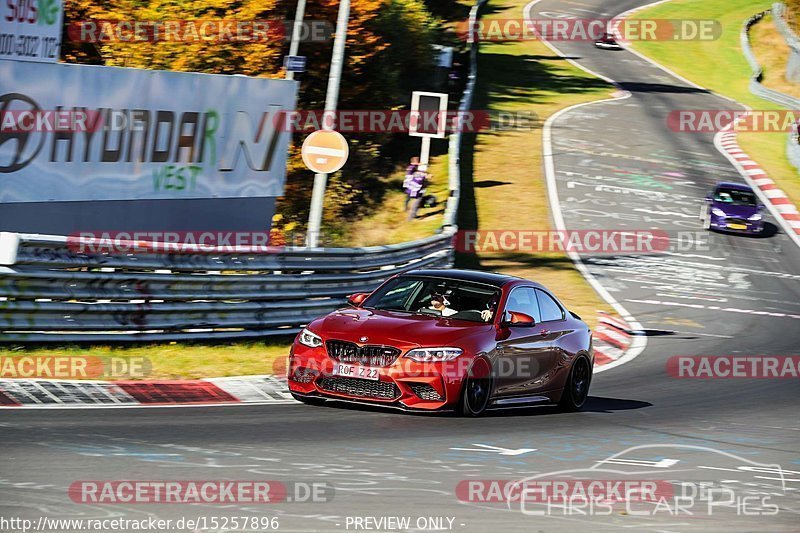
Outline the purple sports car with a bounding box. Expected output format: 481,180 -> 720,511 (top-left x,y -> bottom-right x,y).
702,182 -> 765,233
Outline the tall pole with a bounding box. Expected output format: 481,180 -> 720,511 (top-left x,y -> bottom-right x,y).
306,0 -> 350,248
285,0 -> 307,81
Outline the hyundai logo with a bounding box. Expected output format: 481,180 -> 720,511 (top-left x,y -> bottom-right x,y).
359,336 -> 368,343
0,93 -> 45,173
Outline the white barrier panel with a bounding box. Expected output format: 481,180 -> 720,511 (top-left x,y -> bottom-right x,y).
0,60 -> 297,202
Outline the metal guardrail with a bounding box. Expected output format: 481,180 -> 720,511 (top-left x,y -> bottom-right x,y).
0,1 -> 487,343
445,0 -> 488,228
0,229 -> 455,342
771,2 -> 800,81
742,7 -> 800,173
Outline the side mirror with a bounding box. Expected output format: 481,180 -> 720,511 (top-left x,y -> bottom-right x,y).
346,292 -> 369,307
501,311 -> 537,327
704,195 -> 712,203
758,203 -> 766,211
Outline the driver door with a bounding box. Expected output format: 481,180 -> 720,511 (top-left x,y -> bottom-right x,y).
494,286 -> 558,397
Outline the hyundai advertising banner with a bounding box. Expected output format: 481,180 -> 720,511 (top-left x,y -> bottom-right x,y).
0,60 -> 297,203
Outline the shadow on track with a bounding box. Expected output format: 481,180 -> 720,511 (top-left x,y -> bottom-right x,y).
619,81 -> 711,94
298,395 -> 652,418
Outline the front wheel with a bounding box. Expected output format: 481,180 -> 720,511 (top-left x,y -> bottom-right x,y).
700,205 -> 711,230
459,358 -> 493,417
559,355 -> 592,412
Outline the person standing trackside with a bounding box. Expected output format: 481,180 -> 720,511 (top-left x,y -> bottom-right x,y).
403,156 -> 420,210
406,164 -> 429,221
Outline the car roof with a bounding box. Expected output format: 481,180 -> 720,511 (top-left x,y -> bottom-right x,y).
715,182 -> 753,192
401,268 -> 523,288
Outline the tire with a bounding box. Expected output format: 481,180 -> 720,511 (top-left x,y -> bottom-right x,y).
459,358 -> 493,417
291,392 -> 327,406
559,355 -> 592,412
701,206 -> 711,230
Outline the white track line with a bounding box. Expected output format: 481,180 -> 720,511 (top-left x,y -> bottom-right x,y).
526,0 -> 646,374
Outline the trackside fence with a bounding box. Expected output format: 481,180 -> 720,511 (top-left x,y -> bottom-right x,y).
742,6 -> 800,172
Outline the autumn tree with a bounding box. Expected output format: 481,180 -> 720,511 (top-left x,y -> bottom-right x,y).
61,0 -> 447,238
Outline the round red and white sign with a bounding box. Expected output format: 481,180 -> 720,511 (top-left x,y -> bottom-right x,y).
301,130 -> 349,174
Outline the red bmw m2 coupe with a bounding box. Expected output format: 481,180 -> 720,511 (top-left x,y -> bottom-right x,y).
288,269 -> 593,416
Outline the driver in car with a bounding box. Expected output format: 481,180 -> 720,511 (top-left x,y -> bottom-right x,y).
480,297 -> 497,323
428,293 -> 458,317
427,292 -> 497,322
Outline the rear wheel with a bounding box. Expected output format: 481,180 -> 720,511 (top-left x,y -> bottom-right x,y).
559,356 -> 592,412
459,358 -> 493,417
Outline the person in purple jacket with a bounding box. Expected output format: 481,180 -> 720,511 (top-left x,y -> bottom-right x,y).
403,157 -> 420,210
406,164 -> 429,220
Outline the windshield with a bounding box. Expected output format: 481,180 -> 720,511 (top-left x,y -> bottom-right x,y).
363,276 -> 500,323
714,187 -> 757,206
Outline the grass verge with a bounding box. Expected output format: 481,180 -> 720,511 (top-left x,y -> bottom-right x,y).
0,341 -> 291,381
343,153 -> 450,246
750,14 -> 800,99
630,0 -> 800,208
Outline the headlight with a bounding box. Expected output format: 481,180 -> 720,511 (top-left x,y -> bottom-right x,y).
404,347 -> 463,362
711,208 -> 726,217
298,328 -> 323,348
748,213 -> 762,221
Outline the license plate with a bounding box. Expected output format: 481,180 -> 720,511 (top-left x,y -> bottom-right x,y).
728,223 -> 747,230
332,363 -> 380,381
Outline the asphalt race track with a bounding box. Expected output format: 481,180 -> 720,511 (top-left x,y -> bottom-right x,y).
2,0 -> 800,531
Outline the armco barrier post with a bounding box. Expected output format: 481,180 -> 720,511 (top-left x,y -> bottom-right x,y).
0,232 -> 19,265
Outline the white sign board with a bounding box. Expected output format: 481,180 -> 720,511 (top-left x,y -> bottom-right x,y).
0,60 -> 298,203
0,0 -> 63,63
410,91 -> 448,139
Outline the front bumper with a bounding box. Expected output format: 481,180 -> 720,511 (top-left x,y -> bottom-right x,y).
709,215 -> 763,233
287,344 -> 468,410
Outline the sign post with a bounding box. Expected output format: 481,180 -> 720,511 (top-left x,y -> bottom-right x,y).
285,0 -> 307,81
305,0 -> 351,248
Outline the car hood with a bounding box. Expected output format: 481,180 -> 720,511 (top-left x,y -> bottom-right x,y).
711,201 -> 758,218
309,308 -> 493,349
